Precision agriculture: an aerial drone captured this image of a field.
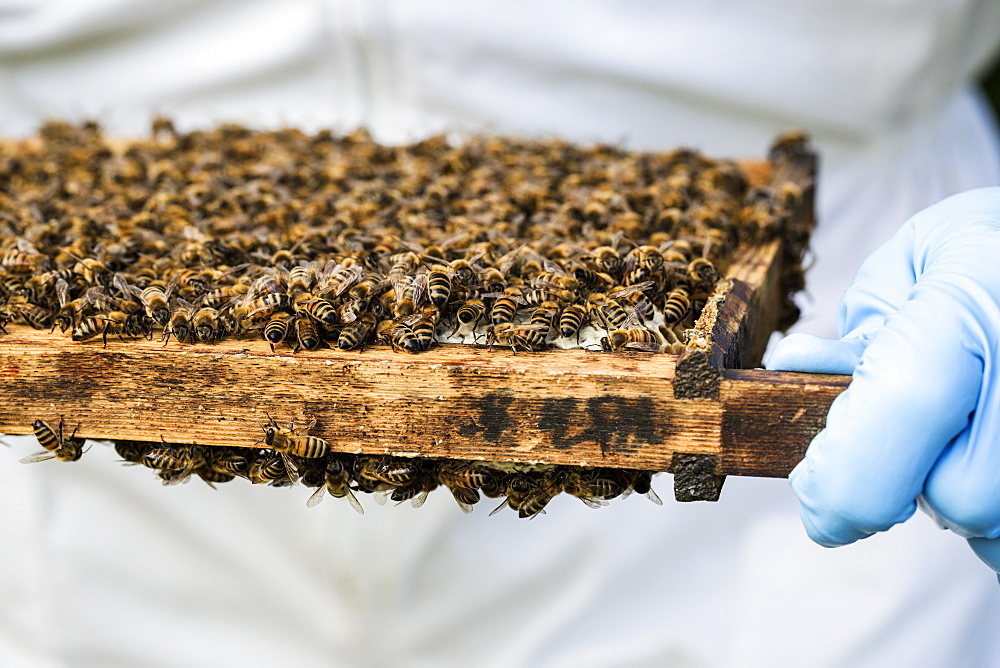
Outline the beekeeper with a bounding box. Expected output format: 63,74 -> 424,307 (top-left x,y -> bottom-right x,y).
0,1 -> 998,665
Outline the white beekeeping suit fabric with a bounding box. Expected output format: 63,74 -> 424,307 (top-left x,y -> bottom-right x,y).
1,1 -> 999,666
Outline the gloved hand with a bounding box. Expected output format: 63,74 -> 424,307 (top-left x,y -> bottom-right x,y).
766,187 -> 1000,578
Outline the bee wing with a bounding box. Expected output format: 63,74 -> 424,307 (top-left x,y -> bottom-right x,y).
112,273 -> 136,300
609,282 -> 655,299
55,278 -> 71,308
542,259 -> 569,276
576,496 -> 610,509
623,340 -> 663,353
409,490 -> 430,509
20,451 -> 56,464
345,488 -> 365,515
84,286 -> 113,310
162,462 -> 198,486
16,238 -> 38,254
163,274 -> 182,301
620,300 -> 650,330
333,265 -> 365,297
306,484 -> 327,508
488,498 -> 511,516
173,297 -> 197,314
280,453 -> 300,484
409,273 -> 427,307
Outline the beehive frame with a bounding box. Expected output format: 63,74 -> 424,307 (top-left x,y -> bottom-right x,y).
0,137 -> 847,501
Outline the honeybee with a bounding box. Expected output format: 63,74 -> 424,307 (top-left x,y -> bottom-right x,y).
557,304 -> 588,341
451,298 -> 486,338
143,442 -> 207,485
627,469 -> 663,505
307,454 -> 364,514
318,262 -> 364,298
162,299 -> 193,344
390,472 -> 439,508
437,461 -> 496,513
487,322 -> 548,352
240,293 -> 292,330
392,272 -> 426,318
338,311 -> 377,350
20,418 -> 86,463
579,245 -> 622,276
530,261 -> 581,292
192,306 -> 223,343
663,284 -> 692,324
248,450 -> 293,486
114,440 -> 152,464
7,297 -> 52,330
527,300 -> 560,338
426,265 -> 452,308
295,295 -> 339,330
489,290 -> 522,326
559,469 -> 624,508
687,257 -> 719,285
53,279 -> 95,332
347,273 -> 384,305
400,307 -> 439,353
199,283 -> 248,310
449,258 -> 479,287
206,448 -> 251,480
600,326 -> 663,352
479,267 -> 506,294
294,313 -> 322,351
261,415 -> 330,459
489,473 -> 545,517
2,240 -> 45,275
287,263 -> 316,295
261,311 -> 294,351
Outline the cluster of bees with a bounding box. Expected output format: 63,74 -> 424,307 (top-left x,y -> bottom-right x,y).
0,120 -> 808,354
19,417 -> 660,518
2,121 -> 812,515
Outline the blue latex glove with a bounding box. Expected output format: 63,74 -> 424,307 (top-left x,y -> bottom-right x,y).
766,187 -> 1000,578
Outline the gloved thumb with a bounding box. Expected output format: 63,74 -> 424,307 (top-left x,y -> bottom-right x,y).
765,331 -> 871,376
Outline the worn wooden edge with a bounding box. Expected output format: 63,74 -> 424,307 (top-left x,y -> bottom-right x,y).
717,368 -> 850,477
0,326 -> 734,470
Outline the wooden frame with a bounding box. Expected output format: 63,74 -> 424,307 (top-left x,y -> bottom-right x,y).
0,141 -> 848,501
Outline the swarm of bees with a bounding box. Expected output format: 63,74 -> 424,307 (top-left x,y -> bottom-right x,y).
0,121 -> 810,354
2,121 -> 813,515
20,416 -> 661,518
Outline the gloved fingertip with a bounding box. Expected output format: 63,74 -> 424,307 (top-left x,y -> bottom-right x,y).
765,333 -> 867,375
967,537 -> 1000,576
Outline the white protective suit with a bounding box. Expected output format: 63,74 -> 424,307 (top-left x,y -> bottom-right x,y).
1,1 -> 1000,666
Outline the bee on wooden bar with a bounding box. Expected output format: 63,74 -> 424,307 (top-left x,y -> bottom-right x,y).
293,313 -> 322,351
600,327 -> 663,352
487,322 -> 548,352
20,418 -> 86,463
338,311 -> 377,350
262,311 -> 294,351
261,415 -> 330,460
192,306 -> 223,343
557,304 -> 588,341
162,299 -> 193,344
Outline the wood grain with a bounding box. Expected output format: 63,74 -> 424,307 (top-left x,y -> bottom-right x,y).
718,368 -> 850,477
